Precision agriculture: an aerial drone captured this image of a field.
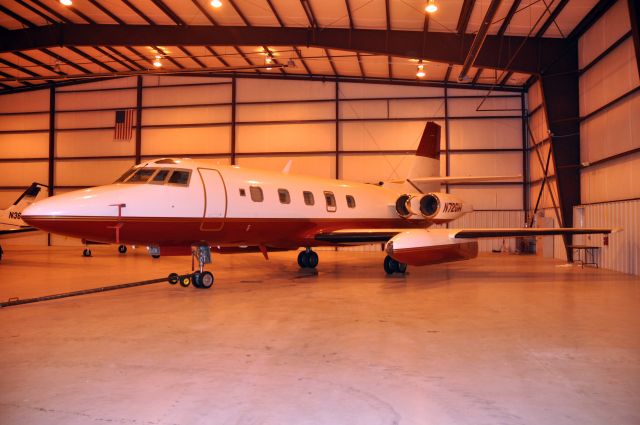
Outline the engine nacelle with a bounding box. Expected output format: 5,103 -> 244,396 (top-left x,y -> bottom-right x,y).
385,229 -> 478,266
394,192 -> 472,221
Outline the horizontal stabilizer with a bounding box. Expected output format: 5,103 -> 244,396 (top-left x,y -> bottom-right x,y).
452,227 -> 617,239
388,175 -> 522,185
0,227 -> 37,237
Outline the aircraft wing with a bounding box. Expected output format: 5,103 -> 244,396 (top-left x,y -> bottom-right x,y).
314,227 -> 617,245
450,227 -> 616,238
315,229 -> 400,244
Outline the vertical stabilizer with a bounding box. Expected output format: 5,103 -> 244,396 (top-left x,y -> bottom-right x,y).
406,122 -> 441,193
1,183 -> 43,226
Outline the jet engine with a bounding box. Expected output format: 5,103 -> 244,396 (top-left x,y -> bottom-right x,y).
395,192 -> 471,221
385,229 -> 479,266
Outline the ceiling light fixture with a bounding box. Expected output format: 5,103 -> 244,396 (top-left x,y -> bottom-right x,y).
210,0 -> 222,8
425,0 -> 438,13
60,0 -> 72,5
416,61 -> 426,78
153,59 -> 162,68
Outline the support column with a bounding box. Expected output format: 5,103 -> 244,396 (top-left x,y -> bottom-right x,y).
539,45 -> 580,260
135,76 -> 142,164
335,81 -> 340,179
521,92 -> 529,215
231,76 -> 237,165
47,85 -> 55,246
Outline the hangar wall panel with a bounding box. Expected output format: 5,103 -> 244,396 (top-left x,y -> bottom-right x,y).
578,0 -> 632,68
580,152 -> 640,204
238,155 -> 335,180
142,126 -> 231,156
142,105 -> 231,126
55,158 -> 135,187
0,133 -> 49,159
237,123 -> 334,153
57,89 -> 136,111
580,90 -> 640,165
575,200 -> 640,276
448,119 -> 522,150
571,0 -> 640,274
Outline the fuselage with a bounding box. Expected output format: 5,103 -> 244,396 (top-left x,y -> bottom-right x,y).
22,158 -> 434,251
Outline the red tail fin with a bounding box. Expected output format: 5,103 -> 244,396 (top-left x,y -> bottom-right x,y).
415,122 -> 441,159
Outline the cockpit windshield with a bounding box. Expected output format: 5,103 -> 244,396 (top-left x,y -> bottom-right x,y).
114,167 -> 191,187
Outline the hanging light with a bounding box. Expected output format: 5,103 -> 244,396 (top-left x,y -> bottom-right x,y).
416,61 -> 426,78
153,58 -> 162,67
210,0 -> 222,8
60,0 -> 72,5
425,0 -> 438,13
265,55 -> 273,70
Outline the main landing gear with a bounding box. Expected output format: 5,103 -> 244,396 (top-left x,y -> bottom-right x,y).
297,247 -> 319,269
168,245 -> 214,290
384,255 -> 407,275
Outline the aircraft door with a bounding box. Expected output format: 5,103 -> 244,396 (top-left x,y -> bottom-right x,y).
199,168 -> 227,231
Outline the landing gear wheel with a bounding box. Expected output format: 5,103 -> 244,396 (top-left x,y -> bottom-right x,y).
152,254 -> 160,259
297,251 -> 306,268
200,271 -> 214,289
384,255 -> 395,275
83,248 -> 92,257
397,262 -> 408,274
298,249 -> 318,269
192,271 -> 203,288
168,273 -> 179,285
384,255 -> 407,275
307,251 -> 319,268
118,244 -> 127,254
179,274 -> 191,287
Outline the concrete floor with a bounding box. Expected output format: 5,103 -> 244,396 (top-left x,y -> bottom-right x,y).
0,245 -> 639,425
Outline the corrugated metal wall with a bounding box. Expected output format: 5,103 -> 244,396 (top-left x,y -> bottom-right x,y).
575,201 -> 640,275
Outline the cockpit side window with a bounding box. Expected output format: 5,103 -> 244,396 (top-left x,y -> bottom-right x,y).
126,168 -> 155,183
167,170 -> 191,186
114,167 -> 138,183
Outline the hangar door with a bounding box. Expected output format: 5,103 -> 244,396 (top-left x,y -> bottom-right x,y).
199,168 -> 227,231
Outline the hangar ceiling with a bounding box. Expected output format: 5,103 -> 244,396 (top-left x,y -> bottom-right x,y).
0,0 -> 613,93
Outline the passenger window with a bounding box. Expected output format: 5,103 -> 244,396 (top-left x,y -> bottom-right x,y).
127,168 -> 155,183
278,189 -> 291,204
250,186 -> 263,202
346,195 -> 356,208
151,169 -> 170,184
239,188 -> 246,197
324,191 -> 336,212
303,191 -> 315,206
168,170 -> 191,186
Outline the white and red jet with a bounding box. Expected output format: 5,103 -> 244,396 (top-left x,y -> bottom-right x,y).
22,123 -> 613,288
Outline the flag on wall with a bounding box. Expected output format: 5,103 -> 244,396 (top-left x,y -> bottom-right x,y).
114,109 -> 135,141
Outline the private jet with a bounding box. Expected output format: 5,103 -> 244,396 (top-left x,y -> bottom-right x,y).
22,123 -> 613,287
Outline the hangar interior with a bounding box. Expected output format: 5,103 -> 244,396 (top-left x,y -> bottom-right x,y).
0,0 -> 639,424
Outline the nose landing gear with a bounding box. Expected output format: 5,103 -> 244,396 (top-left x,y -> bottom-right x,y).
384,255 -> 407,275
168,245 -> 214,289
297,247 -> 319,269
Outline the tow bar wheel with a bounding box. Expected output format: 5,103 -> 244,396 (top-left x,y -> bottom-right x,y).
179,274 -> 191,287
168,273 -> 179,285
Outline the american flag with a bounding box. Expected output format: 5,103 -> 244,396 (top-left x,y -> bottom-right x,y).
114,109 -> 134,141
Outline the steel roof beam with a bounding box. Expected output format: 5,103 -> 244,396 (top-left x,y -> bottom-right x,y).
458,0 -> 502,81
0,24 -> 566,74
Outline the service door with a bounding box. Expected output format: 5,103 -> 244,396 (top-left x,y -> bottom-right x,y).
199,168 -> 227,231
